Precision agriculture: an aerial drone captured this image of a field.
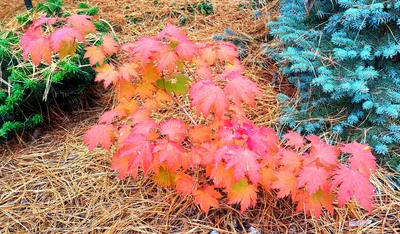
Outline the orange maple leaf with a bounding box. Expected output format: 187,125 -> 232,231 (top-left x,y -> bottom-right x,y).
226,178 -> 258,213
94,64 -> 119,88
193,185 -> 222,213
84,46 -> 106,66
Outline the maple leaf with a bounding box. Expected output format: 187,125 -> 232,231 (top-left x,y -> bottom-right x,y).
243,124 -> 279,157
190,80 -> 228,119
115,80 -> 136,100
297,165 -> 329,195
153,139 -> 184,172
155,45 -> 179,74
66,15 -> 96,34
160,119 -> 188,143
127,36 -> 163,64
142,63 -> 161,83
155,89 -> 172,104
98,110 -> 124,124
284,130 -> 305,149
21,36 -> 52,66
135,82 -> 156,100
175,172 -> 197,196
31,15 -> 59,28
130,121 -> 159,139
129,109 -> 151,124
272,170 -> 298,198
175,39 -> 198,62
307,135 -> 340,167
340,141 -> 376,177
193,143 -> 219,166
119,63 -> 139,81
221,146 -> 261,184
188,125 -> 212,144
50,27 -> 85,52
209,162 -> 235,188
226,178 -> 258,213
331,165 -> 375,212
279,149 -> 303,172
94,64 -> 119,88
217,42 -> 238,63
58,40 -> 79,60
152,165 -> 177,187
115,98 -> 139,116
259,167 -> 275,190
111,153 -> 139,179
117,125 -> 131,145
295,189 -> 334,219
101,34 -> 120,55
84,124 -> 115,152
193,185 -> 222,213
198,43 -> 217,65
196,64 -> 213,80
118,133 -> 155,175
157,22 -> 187,40
222,59 -> 243,77
224,72 -> 261,107
84,46 -> 106,66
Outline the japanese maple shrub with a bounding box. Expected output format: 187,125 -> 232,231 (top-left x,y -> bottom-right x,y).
84,24 -> 377,218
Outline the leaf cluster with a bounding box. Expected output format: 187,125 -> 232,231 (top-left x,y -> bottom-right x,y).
84,24 -> 377,217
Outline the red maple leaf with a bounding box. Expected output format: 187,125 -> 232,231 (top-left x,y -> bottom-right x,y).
127,37 -> 163,64
157,22 -> 187,40
98,110 -> 124,124
217,41 -> 237,62
190,80 -> 228,119
153,139 -> 184,172
160,118 -> 188,143
66,15 -> 96,34
50,27 -> 85,52
101,34 -> 120,55
175,39 -> 198,62
307,135 -> 340,167
224,72 -> 261,107
130,121 -> 159,139
198,43 -> 217,65
284,130 -> 305,149
175,172 -> 197,196
340,141 -> 376,177
117,133 -> 155,176
219,146 -> 261,184
84,124 -> 115,152
21,36 -> 52,66
297,165 -> 330,195
331,165 -> 375,212
155,45 -> 179,74
295,189 -> 334,219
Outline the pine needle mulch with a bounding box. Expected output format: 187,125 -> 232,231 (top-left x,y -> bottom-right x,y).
1,0 -> 399,233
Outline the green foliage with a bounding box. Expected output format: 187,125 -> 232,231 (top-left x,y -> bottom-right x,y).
0,0 -> 107,140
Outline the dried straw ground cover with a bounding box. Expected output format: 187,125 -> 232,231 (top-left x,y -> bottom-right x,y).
1,0 -> 400,233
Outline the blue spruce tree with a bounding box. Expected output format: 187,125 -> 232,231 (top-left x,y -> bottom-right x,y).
267,1 -> 400,163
